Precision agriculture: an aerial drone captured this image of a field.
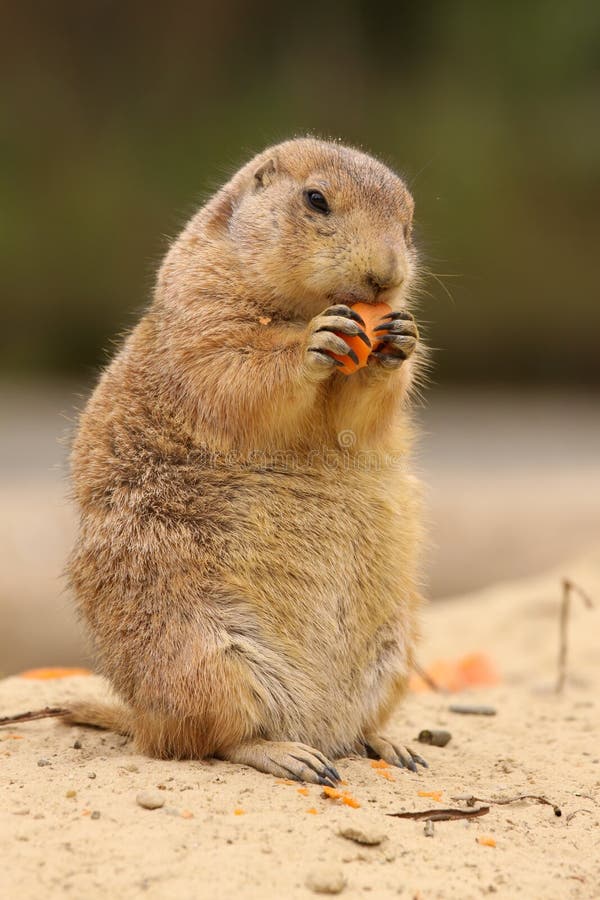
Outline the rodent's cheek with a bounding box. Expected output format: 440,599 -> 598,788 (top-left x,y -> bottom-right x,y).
298,248 -> 353,296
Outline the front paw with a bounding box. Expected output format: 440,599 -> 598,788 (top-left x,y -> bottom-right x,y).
370,310 -> 419,370
305,304 -> 370,378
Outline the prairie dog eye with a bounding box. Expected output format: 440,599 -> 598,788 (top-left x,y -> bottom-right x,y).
304,189 -> 330,215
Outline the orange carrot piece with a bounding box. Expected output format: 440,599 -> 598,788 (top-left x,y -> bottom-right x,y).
19,667 -> 92,680
233,808 -> 245,816
459,653 -> 500,687
409,653 -> 500,693
297,787 -> 309,796
322,787 -> 342,800
477,836 -> 496,847
306,808 -> 318,815
331,301 -> 393,375
418,790 -> 443,802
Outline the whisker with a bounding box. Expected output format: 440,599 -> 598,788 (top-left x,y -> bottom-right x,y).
427,272 -> 462,279
422,269 -> 456,306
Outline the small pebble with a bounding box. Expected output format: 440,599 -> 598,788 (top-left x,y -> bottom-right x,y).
88,772 -> 97,779
37,759 -> 51,767
417,729 -> 452,747
449,704 -> 497,716
424,819 -> 435,837
306,866 -> 346,895
65,790 -> 77,799
337,821 -> 386,846
136,791 -> 166,810
90,811 -> 101,820
73,740 -> 82,750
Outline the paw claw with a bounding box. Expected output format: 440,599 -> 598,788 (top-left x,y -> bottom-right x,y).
324,304 -> 366,327
308,349 -> 345,368
370,309 -> 418,368
363,734 -> 427,774
411,752 -> 428,769
224,739 -> 340,786
376,310 -> 413,324
369,351 -> 405,369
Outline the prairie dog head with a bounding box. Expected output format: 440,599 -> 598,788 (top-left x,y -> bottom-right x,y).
194,138 -> 416,318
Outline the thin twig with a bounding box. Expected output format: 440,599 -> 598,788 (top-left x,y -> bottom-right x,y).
566,809 -> 592,825
413,661 -> 443,693
388,806 -> 489,822
452,793 -> 561,817
556,578 -> 595,693
0,707 -> 69,726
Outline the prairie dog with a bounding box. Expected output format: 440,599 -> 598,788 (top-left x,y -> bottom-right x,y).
66,137 -> 427,783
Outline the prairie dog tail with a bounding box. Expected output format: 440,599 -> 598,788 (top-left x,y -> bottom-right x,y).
62,700 -> 133,737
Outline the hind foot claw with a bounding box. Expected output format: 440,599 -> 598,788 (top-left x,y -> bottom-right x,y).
220,738 -> 341,786
363,733 -> 427,773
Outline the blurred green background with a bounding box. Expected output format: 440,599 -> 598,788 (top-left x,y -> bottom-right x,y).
2,0 -> 599,384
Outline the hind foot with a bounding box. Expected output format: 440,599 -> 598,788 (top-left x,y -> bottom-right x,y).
363,733 -> 428,773
220,739 -> 341,787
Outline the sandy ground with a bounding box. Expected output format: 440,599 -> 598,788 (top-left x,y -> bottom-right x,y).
1,547 -> 598,900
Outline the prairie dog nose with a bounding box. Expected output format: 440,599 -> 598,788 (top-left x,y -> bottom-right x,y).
365,246 -> 404,294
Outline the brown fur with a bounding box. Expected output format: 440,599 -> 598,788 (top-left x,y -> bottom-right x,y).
66,137 -> 426,780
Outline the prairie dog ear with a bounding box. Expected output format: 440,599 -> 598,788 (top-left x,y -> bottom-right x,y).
253,157 -> 277,190
204,154 -> 280,235
204,187 -> 236,235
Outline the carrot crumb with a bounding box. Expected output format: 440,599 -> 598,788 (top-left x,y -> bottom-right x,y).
379,770 -> 396,781
477,836 -> 496,848
275,778 -> 296,785
340,780 -> 348,786
321,786 -> 361,807
81,809 -> 91,816
297,787 -> 309,796
322,787 -> 342,800
8,734 -> 24,740
258,316 -> 272,325
181,810 -> 194,819
233,808 -> 245,815
370,759 -> 390,769
418,790 -> 443,802
306,808 -> 318,815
